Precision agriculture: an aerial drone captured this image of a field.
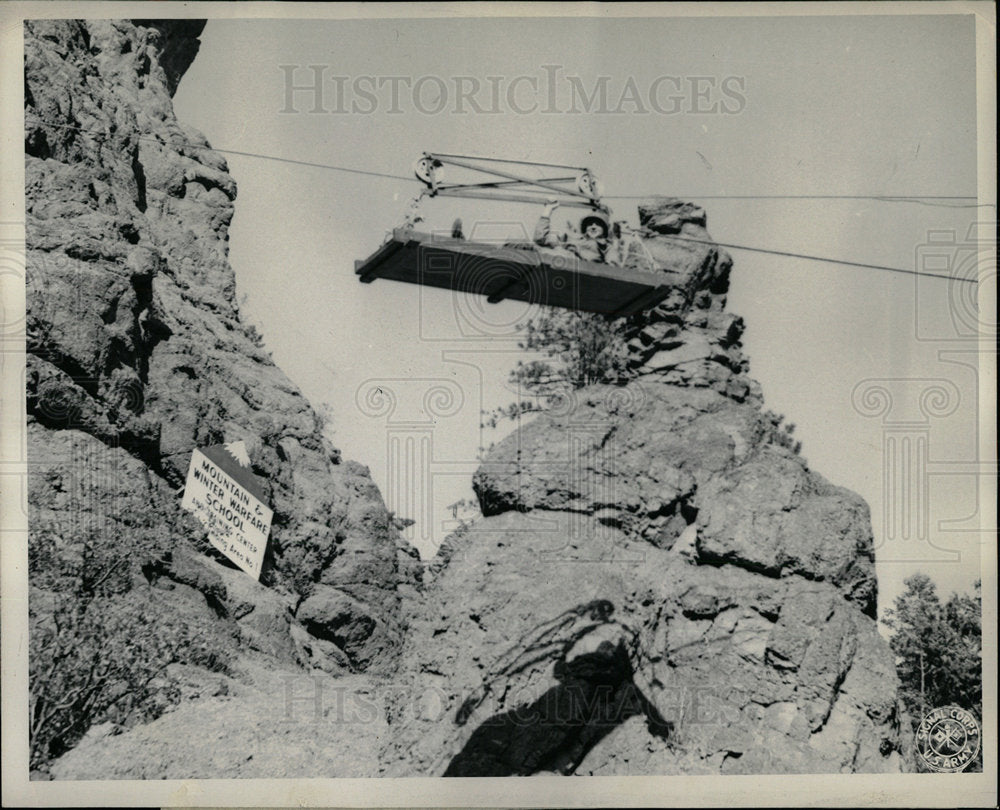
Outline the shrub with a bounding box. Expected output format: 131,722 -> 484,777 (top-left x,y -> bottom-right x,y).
483,309 -> 630,429
29,589 -> 230,772
28,516 -> 231,773
762,409 -> 802,455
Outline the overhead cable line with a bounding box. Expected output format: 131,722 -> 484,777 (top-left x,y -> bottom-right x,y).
210,147 -> 409,182
658,233 -> 979,285
30,119 -> 415,182
606,194 -> 989,209
30,118 -> 988,284
34,119 -> 987,206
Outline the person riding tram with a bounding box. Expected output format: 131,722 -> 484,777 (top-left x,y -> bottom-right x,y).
533,200 -> 614,264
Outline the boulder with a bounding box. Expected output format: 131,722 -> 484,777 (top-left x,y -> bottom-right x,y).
296,584 -> 386,669
639,197 -> 708,233
381,511 -> 906,776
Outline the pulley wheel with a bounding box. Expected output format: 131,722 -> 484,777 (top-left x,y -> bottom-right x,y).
576,171 -> 604,200
413,157 -> 444,187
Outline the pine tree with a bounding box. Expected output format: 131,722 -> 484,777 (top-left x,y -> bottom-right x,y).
513,309 -> 629,392
482,310 -> 630,430
882,574 -> 982,769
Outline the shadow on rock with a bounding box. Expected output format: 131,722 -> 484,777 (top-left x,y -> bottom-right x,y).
444,606 -> 670,776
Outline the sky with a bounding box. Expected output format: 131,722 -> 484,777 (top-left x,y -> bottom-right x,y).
172,9 -> 992,624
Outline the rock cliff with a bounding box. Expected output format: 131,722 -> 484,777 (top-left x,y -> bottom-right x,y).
27,19 -> 909,778
26,19 -> 418,774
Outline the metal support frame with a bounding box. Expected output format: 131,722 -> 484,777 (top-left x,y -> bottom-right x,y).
415,151 -> 610,215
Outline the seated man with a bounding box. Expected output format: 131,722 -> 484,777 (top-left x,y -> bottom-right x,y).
533,200 -> 613,264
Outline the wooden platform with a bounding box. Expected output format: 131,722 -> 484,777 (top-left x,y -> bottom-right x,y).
355,228 -> 672,317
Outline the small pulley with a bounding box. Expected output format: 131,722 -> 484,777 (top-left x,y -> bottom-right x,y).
413,156 -> 444,189
576,170 -> 604,201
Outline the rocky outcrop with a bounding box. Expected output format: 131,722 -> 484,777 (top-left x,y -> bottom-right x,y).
382,511 -> 904,776
472,384 -> 876,616
380,200 -> 906,776
26,19 -> 416,771
621,198 -> 754,400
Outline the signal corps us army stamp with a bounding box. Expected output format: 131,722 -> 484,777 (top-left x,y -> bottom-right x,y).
915,705 -> 981,772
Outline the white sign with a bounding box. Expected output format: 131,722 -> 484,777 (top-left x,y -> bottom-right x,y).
180,443 -> 273,579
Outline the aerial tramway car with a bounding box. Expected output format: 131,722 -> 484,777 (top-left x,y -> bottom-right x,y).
355,153 -> 672,318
